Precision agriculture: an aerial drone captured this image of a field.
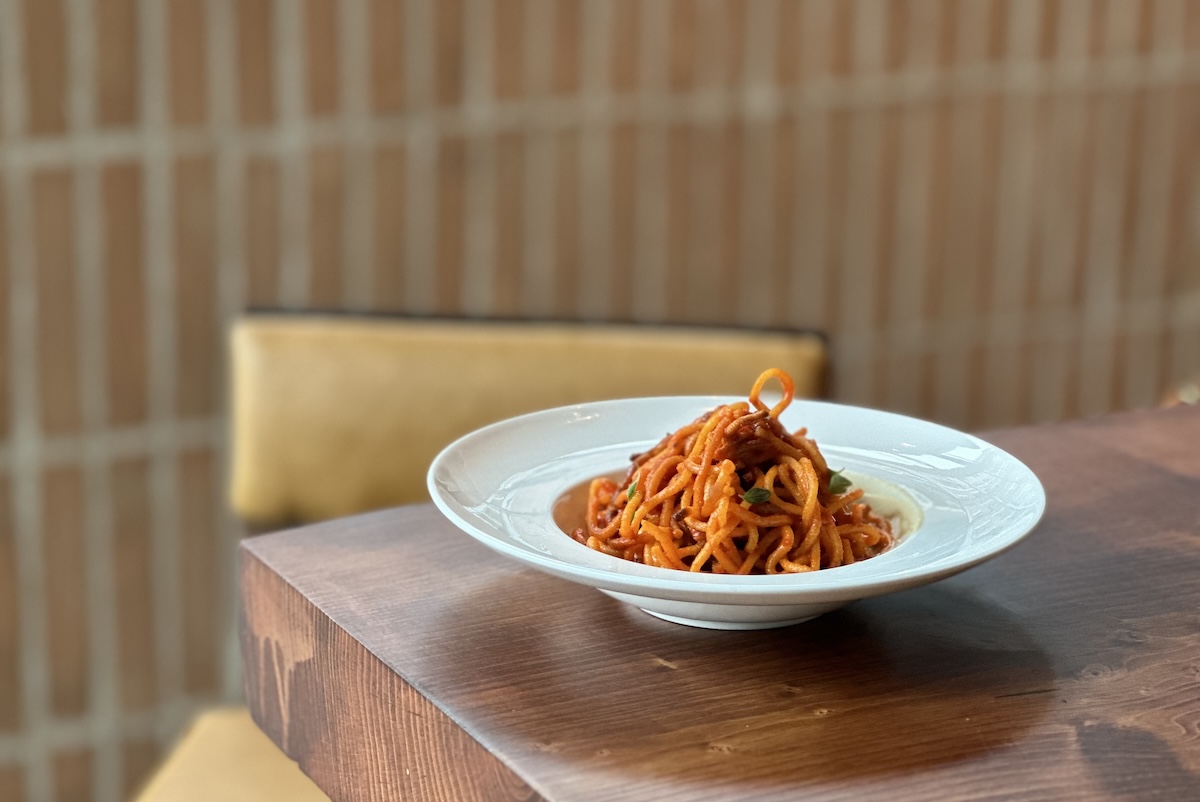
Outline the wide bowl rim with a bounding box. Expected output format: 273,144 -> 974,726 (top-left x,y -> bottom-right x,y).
426,395 -> 1046,604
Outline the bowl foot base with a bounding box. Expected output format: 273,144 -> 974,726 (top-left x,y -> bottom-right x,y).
640,609 -> 820,630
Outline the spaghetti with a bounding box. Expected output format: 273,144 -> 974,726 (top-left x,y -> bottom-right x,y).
569,368 -> 894,574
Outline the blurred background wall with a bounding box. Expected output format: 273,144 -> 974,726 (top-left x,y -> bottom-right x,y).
0,0 -> 1197,800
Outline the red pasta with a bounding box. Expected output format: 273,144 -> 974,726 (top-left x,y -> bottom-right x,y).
570,368 -> 894,574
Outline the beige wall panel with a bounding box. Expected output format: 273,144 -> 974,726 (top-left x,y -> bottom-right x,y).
0,1 -> 1197,799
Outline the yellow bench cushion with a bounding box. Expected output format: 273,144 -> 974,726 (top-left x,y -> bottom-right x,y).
230,316 -> 826,526
134,708 -> 329,802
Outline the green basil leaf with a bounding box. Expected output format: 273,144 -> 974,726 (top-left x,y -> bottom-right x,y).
627,481 -> 637,501
743,487 -> 771,504
828,469 -> 852,495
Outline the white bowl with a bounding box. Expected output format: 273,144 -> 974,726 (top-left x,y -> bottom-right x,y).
427,397 -> 1046,630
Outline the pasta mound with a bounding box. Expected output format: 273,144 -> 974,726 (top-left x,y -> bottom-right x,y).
570,368 -> 894,574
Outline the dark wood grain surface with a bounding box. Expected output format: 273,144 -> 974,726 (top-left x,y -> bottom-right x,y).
240,406 -> 1200,801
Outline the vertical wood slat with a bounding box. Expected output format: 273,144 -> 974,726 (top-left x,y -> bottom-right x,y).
33,170 -> 82,436
304,0 -> 340,118
785,106 -> 833,333
551,0 -> 582,95
886,0 -> 942,417
610,0 -> 639,94
786,0 -> 835,336
493,131 -> 523,316
769,116 -> 795,329
522,0 -> 555,98
308,146 -> 346,307
135,47 -> 181,749
0,476 -> 19,734
3,128 -> 55,801
0,765 -> 24,802
1077,2 -> 1140,418
664,123 -> 690,322
338,0 -> 374,313
931,4 -> 993,427
167,0 -> 208,127
95,0 -> 138,127
434,0 -> 465,106
668,0 -> 696,92
75,155 -> 121,802
834,1 -> 889,407
112,458 -> 155,714
372,144 -> 406,310
608,122 -> 637,320
51,749 -> 91,802
550,128 -> 579,317
493,0 -> 523,100
717,121 -> 743,326
21,0 -> 68,135
981,0 -> 1042,427
0,185 -> 7,440
570,1 -> 611,320
178,450 -> 219,696
63,3 -> 117,792
401,137 -> 437,314
518,126 -> 555,318
210,0 -> 251,717
101,164 -> 148,428
174,156 -> 219,418
41,467 -> 89,718
120,738 -> 158,801
1120,82 -> 1177,409
881,102 -> 935,418
369,0 -> 405,114
460,0 -> 495,318
868,106 -> 901,409
244,156 -> 281,308
208,0 -> 242,322
236,0 -> 275,126
276,0 -> 311,311
435,136 -> 467,314
735,2 -> 778,329
1163,82 -> 1200,389
1030,0 -> 1096,423
684,122 -> 723,325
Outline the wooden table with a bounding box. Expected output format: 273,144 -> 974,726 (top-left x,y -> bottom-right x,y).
240,406 -> 1200,801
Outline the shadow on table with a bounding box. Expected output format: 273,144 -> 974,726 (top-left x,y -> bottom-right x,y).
426,579 -> 1056,791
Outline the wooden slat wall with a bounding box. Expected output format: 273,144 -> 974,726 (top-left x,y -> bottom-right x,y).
0,1 -> 1197,800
